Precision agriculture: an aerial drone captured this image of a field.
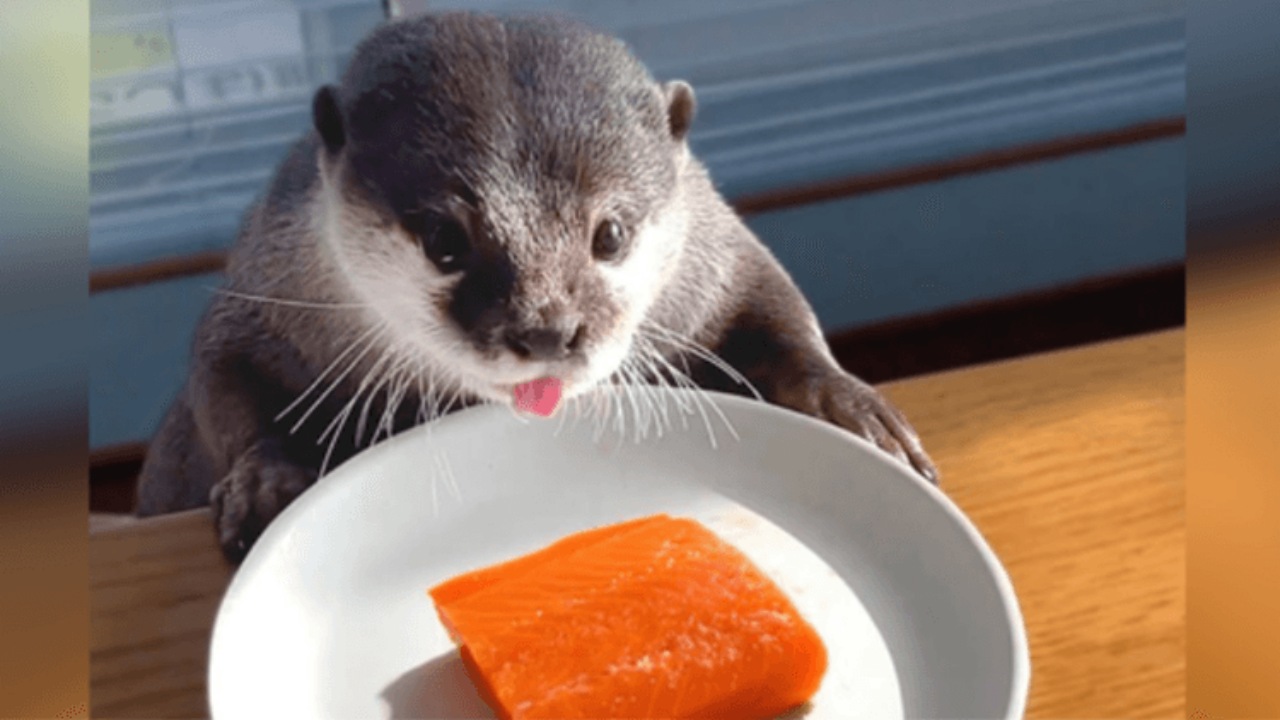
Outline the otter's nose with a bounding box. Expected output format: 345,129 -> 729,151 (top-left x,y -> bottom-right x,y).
505,324 -> 586,360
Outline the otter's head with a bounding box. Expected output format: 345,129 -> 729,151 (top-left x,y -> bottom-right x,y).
309,12 -> 697,407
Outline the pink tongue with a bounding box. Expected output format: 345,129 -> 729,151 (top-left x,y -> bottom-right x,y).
513,377 -> 563,417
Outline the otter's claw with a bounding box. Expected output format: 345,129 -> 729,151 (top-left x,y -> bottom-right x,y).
804,371 -> 939,484
209,444 -> 316,563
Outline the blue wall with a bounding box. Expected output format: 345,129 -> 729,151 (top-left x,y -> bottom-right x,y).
752,138 -> 1184,331
91,274 -> 216,450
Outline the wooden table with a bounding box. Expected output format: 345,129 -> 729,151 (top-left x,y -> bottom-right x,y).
90,329 -> 1185,719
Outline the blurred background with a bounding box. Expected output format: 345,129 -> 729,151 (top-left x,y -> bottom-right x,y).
1185,1 -> 1280,715
6,0 -> 1280,717
87,0 -> 1191,509
1,1 -> 89,716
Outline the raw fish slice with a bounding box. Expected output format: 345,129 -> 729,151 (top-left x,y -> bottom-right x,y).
430,515 -> 670,607
430,515 -> 827,719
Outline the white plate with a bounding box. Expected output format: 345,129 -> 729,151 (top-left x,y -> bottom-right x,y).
209,388 -> 1029,719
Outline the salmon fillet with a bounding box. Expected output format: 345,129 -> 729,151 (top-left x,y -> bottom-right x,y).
428,514 -> 828,719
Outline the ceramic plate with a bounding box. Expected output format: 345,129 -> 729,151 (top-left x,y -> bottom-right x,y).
208,388 -> 1029,719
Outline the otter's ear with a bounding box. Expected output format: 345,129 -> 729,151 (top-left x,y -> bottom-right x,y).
312,84 -> 346,154
664,80 -> 696,142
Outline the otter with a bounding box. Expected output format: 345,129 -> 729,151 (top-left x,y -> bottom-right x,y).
134,11 -> 938,562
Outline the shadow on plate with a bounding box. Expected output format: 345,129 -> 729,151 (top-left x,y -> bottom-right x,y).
380,650 -> 496,719
380,650 -> 814,719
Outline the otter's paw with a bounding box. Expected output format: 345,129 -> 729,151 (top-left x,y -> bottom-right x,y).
806,371 -> 939,485
209,447 -> 316,564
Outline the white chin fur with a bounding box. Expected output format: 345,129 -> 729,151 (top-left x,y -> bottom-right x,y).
316,162 -> 683,409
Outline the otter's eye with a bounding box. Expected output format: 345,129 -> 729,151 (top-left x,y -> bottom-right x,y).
411,214 -> 471,274
592,219 -> 627,261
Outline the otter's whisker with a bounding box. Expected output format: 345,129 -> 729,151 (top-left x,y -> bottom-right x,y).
653,360 -> 677,437
374,363 -> 414,445
574,392 -> 591,434
608,378 -> 626,442
640,325 -> 763,402
581,379 -> 610,443
618,361 -> 646,443
634,338 -> 676,436
317,346 -> 393,477
641,342 -> 694,431
364,341 -> 432,443
660,349 -> 741,445
418,366 -> 451,429
672,363 -> 726,447
428,363 -> 455,420
290,324 -> 386,435
439,449 -> 461,502
369,368 -> 399,446
353,344 -> 402,445
391,368 -> 417,432
316,337 -> 397,450
318,400 -> 354,478
439,384 -> 464,421
585,384 -> 602,437
417,372 -> 464,504
635,357 -> 668,440
663,340 -> 744,444
276,323 -> 382,424
553,393 -> 573,437
415,372 -> 429,426
639,339 -> 716,443
212,287 -> 371,310
619,361 -> 647,443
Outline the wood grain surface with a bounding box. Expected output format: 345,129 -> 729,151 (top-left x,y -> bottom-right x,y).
89,330 -> 1185,719
1186,246 -> 1280,718
90,511 -> 231,719
881,328 -> 1185,719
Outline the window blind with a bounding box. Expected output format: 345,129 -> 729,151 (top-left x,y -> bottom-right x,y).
89,0 -> 386,269
90,0 -> 1184,270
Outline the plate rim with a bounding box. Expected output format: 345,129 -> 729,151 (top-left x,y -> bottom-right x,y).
207,387 -> 1030,719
